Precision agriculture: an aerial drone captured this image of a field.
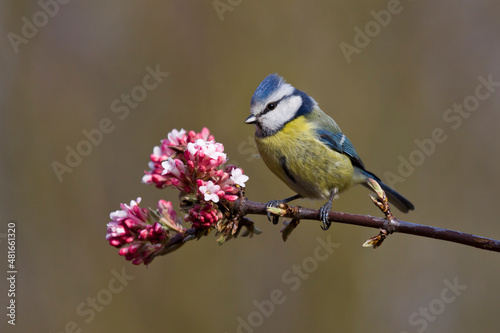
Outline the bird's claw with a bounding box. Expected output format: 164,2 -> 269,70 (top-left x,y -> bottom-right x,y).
266,200 -> 283,225
319,201 -> 332,231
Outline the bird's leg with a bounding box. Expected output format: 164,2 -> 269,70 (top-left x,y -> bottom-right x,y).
266,194 -> 302,225
320,188 -> 338,231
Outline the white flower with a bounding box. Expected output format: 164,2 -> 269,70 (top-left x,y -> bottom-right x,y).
230,168 -> 249,187
152,146 -> 161,158
203,140 -> 226,161
109,209 -> 127,221
129,197 -> 141,206
186,141 -> 199,157
167,128 -> 186,144
106,221 -> 126,239
187,139 -> 226,161
142,174 -> 153,184
199,181 -> 221,203
161,158 -> 176,175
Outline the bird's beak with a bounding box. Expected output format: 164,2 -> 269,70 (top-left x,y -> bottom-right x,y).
245,114 -> 257,124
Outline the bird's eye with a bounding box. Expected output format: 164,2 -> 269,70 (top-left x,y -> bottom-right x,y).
267,102 -> 277,110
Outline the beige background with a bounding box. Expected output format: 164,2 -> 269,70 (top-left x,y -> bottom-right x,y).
2,1 -> 500,332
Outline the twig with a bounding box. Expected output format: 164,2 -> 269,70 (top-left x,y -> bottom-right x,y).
234,197 -> 500,253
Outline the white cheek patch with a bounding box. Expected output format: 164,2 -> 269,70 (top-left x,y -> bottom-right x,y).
261,95 -> 302,132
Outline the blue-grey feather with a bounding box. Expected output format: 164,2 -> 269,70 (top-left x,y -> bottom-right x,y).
251,74 -> 283,106
316,130 -> 365,169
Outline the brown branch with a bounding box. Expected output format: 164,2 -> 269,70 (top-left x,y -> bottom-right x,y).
234,197 -> 500,253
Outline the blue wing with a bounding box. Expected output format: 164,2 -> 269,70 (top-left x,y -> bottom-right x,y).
316,129 -> 365,170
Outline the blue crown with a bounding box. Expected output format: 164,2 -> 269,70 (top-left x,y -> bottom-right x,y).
251,74 -> 284,106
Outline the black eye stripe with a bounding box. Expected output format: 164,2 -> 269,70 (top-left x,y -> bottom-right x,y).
260,100 -> 280,116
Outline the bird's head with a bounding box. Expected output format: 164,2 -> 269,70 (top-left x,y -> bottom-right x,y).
245,74 -> 317,137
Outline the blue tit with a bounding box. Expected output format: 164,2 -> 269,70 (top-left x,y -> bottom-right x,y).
245,74 -> 414,230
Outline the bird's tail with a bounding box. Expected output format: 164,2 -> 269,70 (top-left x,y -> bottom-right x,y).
360,170 -> 415,213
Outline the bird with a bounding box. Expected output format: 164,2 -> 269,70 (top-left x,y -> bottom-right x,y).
245,74 -> 414,230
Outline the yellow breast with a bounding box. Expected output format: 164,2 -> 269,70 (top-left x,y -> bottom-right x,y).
255,116 -> 355,199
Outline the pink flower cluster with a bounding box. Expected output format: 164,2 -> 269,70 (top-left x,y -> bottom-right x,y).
107,128 -> 250,265
142,128 -> 249,229
106,198 -> 183,265
185,202 -> 223,229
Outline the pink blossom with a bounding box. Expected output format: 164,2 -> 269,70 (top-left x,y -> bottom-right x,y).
185,202 -> 222,229
167,128 -> 187,145
161,158 -> 185,178
186,139 -> 227,166
106,198 -> 170,265
158,200 -> 185,232
114,127 -> 253,260
199,180 -> 222,203
187,127 -> 214,142
143,128 -> 225,190
107,128 -> 256,266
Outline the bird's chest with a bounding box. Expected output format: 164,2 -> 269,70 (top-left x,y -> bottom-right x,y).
255,123 -> 354,198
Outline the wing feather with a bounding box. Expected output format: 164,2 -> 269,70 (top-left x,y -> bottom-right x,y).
315,129 -> 365,170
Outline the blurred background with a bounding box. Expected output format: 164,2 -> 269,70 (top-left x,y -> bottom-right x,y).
2,1 -> 500,332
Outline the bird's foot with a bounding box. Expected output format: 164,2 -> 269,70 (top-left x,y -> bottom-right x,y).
266,194 -> 302,225
319,189 -> 338,231
266,200 -> 285,225
319,201 -> 332,231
